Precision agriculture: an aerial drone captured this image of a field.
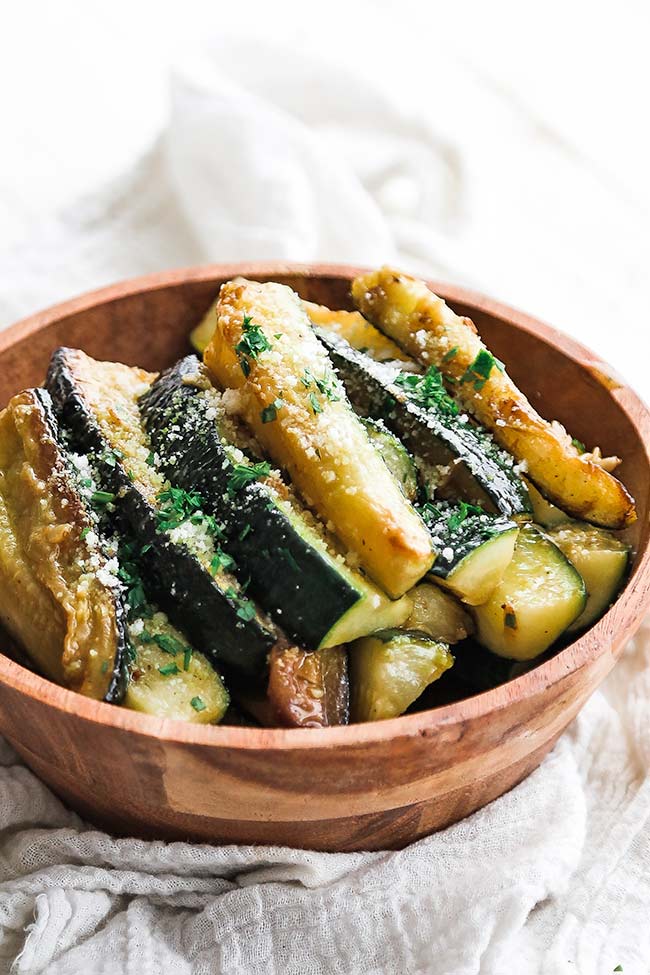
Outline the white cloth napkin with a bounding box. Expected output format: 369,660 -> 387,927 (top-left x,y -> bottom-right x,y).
1,37 -> 649,975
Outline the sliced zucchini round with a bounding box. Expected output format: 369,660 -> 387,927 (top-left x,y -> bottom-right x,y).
126,612 -> 229,723
420,501 -> 519,606
472,524 -> 587,660
403,583 -> 473,644
350,628 -> 453,722
361,418 -> 418,502
546,521 -> 630,632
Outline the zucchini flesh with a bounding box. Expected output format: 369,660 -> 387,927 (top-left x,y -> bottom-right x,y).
352,267 -> 635,529
204,277 -> 434,598
317,329 -> 531,518
472,524 -> 586,660
0,389 -> 128,702
46,348 -> 278,677
420,502 -> 519,606
361,418 -> 418,502
525,479 -> 569,528
546,521 -> 630,632
126,610 -> 229,723
304,300 -> 409,363
403,583 -> 473,643
139,357 -> 411,648
350,628 -> 453,722
268,644 -> 349,727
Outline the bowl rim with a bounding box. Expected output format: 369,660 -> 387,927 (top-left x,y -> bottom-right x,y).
1,260 -> 649,751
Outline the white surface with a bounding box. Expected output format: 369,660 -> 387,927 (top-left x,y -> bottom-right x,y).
0,7 -> 649,974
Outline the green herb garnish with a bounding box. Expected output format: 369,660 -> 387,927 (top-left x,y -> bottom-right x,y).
235,314 -> 272,375
309,392 -> 323,414
80,526 -> 91,540
442,346 -> 459,362
395,366 -> 458,416
572,437 -> 586,453
261,398 -> 283,423
91,490 -> 115,505
190,696 -> 206,712
227,461 -> 271,497
446,500 -> 483,532
158,663 -> 180,676
183,647 -> 193,671
461,349 -> 504,390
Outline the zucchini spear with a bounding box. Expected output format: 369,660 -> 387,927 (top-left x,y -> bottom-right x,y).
352,267 -> 636,529
204,278 -> 434,598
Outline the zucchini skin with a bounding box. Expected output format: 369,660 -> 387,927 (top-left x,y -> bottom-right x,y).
0,388 -> 128,703
419,501 -> 517,579
317,330 -> 531,518
140,357 -> 375,650
46,349 -> 276,678
352,267 -> 635,529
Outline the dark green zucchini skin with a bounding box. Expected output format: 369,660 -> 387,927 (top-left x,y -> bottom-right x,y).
451,639 -> 536,691
28,389 -> 129,704
317,330 -> 531,518
46,349 -> 275,677
418,501 -> 517,579
139,356 -> 361,649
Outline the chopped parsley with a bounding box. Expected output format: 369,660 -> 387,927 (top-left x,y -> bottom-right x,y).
442,346 -> 459,362
156,486 -> 204,532
461,349 -> 504,391
151,632 -> 187,656
446,500 -> 483,532
80,526 -> 91,540
91,490 -> 116,506
261,398 -> 283,423
158,662 -> 179,676
146,451 -> 156,466
225,586 -> 257,622
309,392 -> 323,414
301,368 -> 341,405
100,660 -> 109,674
235,314 -> 272,375
227,461 -> 271,497
190,696 -> 206,712
183,646 -> 193,671
395,366 -> 458,416
571,437 -> 586,453
210,548 -> 235,575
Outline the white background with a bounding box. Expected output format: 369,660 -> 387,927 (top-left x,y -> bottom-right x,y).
1,0 -> 649,392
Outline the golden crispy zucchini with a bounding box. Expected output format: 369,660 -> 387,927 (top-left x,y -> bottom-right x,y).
303,301 -> 409,363
350,629 -> 453,721
205,278 -> 434,597
546,521 -> 630,632
403,583 -> 473,643
0,389 -> 127,701
472,524 -> 586,660
352,267 -> 636,529
191,295 -> 410,365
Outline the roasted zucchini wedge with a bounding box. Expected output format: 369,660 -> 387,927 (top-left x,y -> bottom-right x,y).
268,644 -> 349,727
140,357 -> 411,648
403,583 -> 473,643
304,300 -> 409,363
46,348 -> 278,677
0,388 -> 127,702
352,267 -> 636,529
546,521 -> 630,632
525,479 -> 569,528
350,628 -> 453,722
472,524 -> 586,660
317,329 -> 531,518
191,295 -> 409,364
204,277 -> 434,598
361,418 -> 418,502
420,501 -> 519,606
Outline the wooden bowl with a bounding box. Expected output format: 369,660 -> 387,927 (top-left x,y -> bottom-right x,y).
0,263 -> 648,852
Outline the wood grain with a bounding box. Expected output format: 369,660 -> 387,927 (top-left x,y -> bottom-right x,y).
0,263 -> 648,851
